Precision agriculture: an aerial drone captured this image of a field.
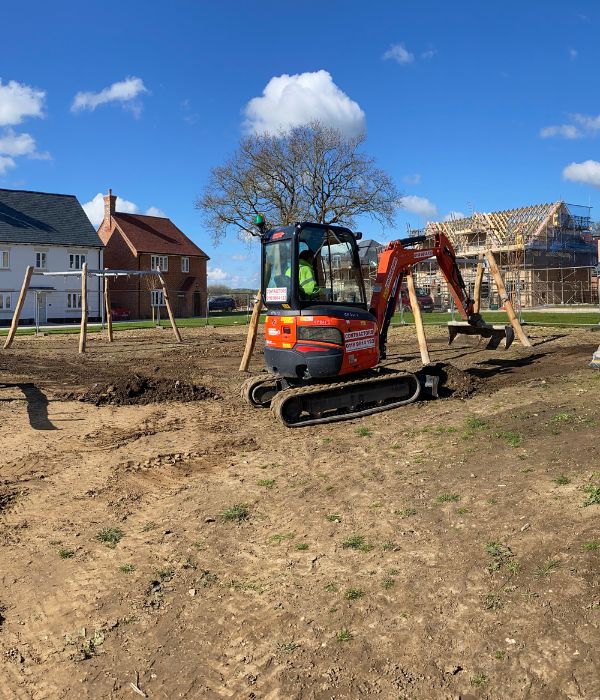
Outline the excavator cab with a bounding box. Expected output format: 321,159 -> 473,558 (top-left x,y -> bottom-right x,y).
262,223 -> 367,311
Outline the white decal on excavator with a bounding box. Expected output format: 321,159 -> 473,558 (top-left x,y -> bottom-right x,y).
345,328 -> 375,341
346,338 -> 376,352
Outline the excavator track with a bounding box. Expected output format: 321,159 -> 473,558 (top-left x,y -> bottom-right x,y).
240,374 -> 280,408
270,371 -> 421,428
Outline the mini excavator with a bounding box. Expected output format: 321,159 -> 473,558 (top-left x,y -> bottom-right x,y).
242,220 -> 513,427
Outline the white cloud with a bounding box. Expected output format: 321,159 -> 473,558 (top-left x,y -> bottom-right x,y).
403,173 -> 421,185
540,124 -> 582,139
145,206 -> 165,217
562,159 -> 600,188
0,79 -> 45,126
0,155 -> 15,174
82,192 -> 139,228
383,43 -> 415,65
0,128 -> 36,156
207,266 -> 228,282
402,195 -> 437,218
231,254 -> 248,261
444,211 -> 466,221
244,70 -> 366,137
71,77 -> 148,115
421,48 -> 437,59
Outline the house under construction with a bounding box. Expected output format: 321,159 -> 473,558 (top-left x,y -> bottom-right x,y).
419,201 -> 598,307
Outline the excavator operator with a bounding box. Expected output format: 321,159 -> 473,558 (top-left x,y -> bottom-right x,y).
286,249 -> 320,299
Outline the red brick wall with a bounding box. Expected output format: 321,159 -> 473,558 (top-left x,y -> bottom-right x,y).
99,222 -> 208,320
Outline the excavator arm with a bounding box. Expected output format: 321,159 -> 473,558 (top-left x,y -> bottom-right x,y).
369,233 -> 505,358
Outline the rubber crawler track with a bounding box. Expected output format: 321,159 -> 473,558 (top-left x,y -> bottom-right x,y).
270,372 -> 421,428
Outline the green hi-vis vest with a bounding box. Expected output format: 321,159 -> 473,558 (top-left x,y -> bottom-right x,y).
285,259 -> 319,295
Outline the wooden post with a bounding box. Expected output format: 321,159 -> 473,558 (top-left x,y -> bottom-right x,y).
406,271 -> 431,365
3,265 -> 33,349
239,293 -> 262,372
485,250 -> 532,348
78,262 -> 88,354
157,272 -> 182,343
473,253 -> 484,314
104,270 -> 113,343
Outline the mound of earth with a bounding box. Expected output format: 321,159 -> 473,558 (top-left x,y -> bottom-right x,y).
422,362 -> 480,399
60,376 -> 220,406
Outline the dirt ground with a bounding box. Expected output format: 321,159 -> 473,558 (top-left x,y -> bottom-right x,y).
0,323 -> 599,699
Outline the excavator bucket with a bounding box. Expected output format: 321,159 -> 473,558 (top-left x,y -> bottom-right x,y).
447,322 -> 515,350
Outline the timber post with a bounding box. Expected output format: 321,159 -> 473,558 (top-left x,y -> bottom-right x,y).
3,265 -> 33,350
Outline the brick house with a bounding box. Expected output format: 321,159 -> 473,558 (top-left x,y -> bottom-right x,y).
98,190 -> 209,319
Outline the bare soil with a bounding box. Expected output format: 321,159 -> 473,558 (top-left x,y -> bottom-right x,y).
0,324 -> 599,699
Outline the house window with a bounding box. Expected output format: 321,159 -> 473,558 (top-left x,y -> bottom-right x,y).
67,292 -> 82,309
35,251 -> 47,269
0,250 -> 9,269
69,253 -> 86,270
151,255 -> 168,271
151,289 -> 165,307
0,292 -> 12,310
181,256 -> 190,273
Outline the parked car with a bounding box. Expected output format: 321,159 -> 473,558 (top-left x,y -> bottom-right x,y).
110,304 -> 131,321
208,295 -> 236,312
399,286 -> 434,312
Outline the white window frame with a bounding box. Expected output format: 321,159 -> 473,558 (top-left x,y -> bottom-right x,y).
181,256 -> 190,273
0,292 -> 12,310
35,251 -> 47,270
151,255 -> 168,272
66,292 -> 82,309
151,289 -> 165,307
69,253 -> 87,270
0,250 -> 9,269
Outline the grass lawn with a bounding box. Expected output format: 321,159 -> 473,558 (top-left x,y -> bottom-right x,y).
1,310 -> 598,337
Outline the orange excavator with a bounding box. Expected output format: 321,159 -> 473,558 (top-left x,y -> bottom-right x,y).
242,220 -> 512,427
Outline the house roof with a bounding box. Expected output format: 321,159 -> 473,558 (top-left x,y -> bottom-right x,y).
112,213 -> 208,258
0,188 -> 103,247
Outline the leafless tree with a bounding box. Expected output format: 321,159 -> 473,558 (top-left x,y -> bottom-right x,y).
196,121 -> 401,241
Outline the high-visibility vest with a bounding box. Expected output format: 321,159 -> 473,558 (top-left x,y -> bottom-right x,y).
285,259 -> 319,295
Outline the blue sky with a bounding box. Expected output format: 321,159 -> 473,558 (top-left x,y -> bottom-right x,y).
2,0 -> 600,287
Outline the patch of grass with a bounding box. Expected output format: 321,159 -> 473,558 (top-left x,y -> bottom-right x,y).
434,426 -> 458,434
582,540 -> 599,551
295,542 -> 309,551
465,416 -> 488,430
344,587 -> 364,600
355,426 -> 371,437
278,641 -> 299,653
257,479 -> 275,488
325,583 -> 338,593
336,628 -> 352,642
493,430 -> 523,448
96,527 -> 123,548
156,566 -> 175,581
394,507 -> 417,518
269,532 -> 295,544
456,507 -> 470,515
485,541 -> 504,557
482,593 -> 503,610
521,467 -> 534,473
485,540 -> 514,573
582,485 -> 600,507
221,503 -> 250,522
382,577 -> 395,590
494,650 -> 506,660
325,513 -> 342,522
551,411 -> 575,424
486,497 -> 498,505
195,570 -> 218,587
119,563 -> 135,573
382,541 -> 397,551
58,548 -> 75,559
470,674 -> 488,687
390,443 -> 401,449
435,493 -> 460,504
341,536 -> 373,552
322,437 -> 332,445
370,501 -> 383,508
535,558 -> 559,577
228,579 -> 263,593
553,474 -> 571,485
192,540 -> 205,550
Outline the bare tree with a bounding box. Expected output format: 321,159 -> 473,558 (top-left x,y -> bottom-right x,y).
196,121 -> 401,241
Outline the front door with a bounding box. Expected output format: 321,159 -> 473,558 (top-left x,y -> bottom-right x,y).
193,291 -> 201,316
37,293 -> 47,324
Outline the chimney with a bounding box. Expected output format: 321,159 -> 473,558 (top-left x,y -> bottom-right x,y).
104,188 -> 117,225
